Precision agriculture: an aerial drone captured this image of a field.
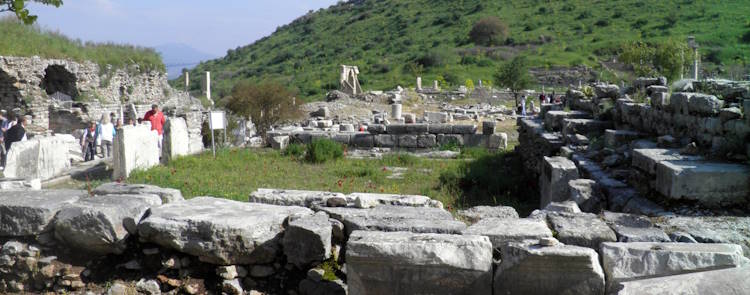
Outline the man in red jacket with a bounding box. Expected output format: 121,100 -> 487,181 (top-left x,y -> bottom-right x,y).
143,104 -> 166,149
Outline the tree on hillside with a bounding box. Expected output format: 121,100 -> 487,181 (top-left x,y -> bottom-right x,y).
469,17 -> 509,46
494,56 -> 533,107
619,40 -> 694,82
225,80 -> 301,141
1,0 -> 62,24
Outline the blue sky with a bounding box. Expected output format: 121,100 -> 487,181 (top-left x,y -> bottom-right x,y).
21,0 -> 339,57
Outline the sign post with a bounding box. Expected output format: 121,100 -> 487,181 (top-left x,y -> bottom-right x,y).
209,111 -> 225,158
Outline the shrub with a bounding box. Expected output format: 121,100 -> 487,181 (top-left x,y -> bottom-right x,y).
741,31 -> 750,44
225,80 -> 301,140
469,17 -> 509,46
284,143 -> 306,159
306,138 -> 344,163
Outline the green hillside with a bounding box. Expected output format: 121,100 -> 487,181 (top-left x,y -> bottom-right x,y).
183,0 -> 750,102
0,17 -> 164,73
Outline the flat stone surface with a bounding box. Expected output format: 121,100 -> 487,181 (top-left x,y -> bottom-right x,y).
568,179 -> 602,213
604,129 -> 641,149
655,160 -> 750,206
138,197 -> 313,265
615,266 -> 750,295
656,216 -> 750,256
351,192 -> 443,208
601,242 -> 749,289
346,230 -> 492,295
547,212 -> 616,249
93,182 -> 184,204
602,212 -> 669,242
495,241 -> 605,295
456,206 -> 519,224
282,211 -> 332,268
463,218 -> 553,248
543,201 -> 581,213
320,205 -> 465,235
631,149 -> 703,175
54,194 -> 160,255
249,188 -> 349,207
4,135 -> 75,180
0,190 -> 83,236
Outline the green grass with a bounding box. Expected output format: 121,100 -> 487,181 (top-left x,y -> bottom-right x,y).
126,148 -> 536,214
182,0 -> 750,102
0,17 -> 165,73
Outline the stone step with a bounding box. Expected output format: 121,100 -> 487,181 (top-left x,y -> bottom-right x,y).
544,110 -> 591,131
655,160 -> 750,207
562,118 -> 613,137
462,218 -> 553,249
319,205 -> 465,236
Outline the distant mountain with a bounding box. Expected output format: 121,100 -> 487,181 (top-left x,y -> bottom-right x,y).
156,43 -> 216,79
182,0 -> 750,102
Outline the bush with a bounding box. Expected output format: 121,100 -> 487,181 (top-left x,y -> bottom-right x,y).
284,143 -> 306,159
225,80 -> 301,140
469,17 -> 509,46
306,139 -> 344,163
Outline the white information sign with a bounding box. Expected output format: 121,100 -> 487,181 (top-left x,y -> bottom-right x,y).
209,111 -> 225,130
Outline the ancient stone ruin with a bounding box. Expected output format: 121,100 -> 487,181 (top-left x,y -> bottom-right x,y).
339,65 -> 362,96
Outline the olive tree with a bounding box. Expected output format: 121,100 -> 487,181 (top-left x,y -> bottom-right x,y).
225,80 -> 301,140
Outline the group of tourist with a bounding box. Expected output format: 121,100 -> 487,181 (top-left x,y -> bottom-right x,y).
80,104 -> 165,162
517,91 -> 566,117
0,110 -> 27,170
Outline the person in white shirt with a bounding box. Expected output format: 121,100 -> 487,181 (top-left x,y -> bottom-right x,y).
98,114 -> 116,158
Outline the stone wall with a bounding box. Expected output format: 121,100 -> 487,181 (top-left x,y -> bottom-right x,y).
0,185 -> 748,294
268,123 -> 508,151
0,56 -> 198,131
3,134 -> 77,181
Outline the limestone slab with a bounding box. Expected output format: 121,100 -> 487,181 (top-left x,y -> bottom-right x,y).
615,266 -> 750,295
282,212 -> 332,268
601,242 -> 749,289
138,197 -> 313,265
656,216 -> 750,256
547,212 -> 616,249
93,182 -> 184,204
655,160 -> 750,206
54,194 -> 160,255
346,231 -> 492,295
495,241 -> 605,295
350,192 -> 443,208
539,156 -> 579,208
456,206 -> 518,224
4,135 -> 75,180
462,218 -> 552,248
0,190 -> 82,236
162,117 -> 190,163
113,124 -> 160,180
320,205 -> 465,235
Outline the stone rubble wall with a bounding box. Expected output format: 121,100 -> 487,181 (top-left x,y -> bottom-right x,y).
0,56 -> 199,132
267,123 -> 508,151
0,185 -> 748,294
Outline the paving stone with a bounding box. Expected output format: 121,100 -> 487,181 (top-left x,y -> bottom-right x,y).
547,212 -> 616,249
463,218 -> 553,249
320,205 -> 465,235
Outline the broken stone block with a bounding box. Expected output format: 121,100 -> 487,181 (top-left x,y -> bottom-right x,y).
539,156 -> 579,208
93,182 -> 184,204
631,148 -> 703,175
427,124 -> 452,134
456,206 -> 519,224
719,107 -> 743,123
138,197 -> 312,265
3,134 -> 75,181
601,242 -> 749,290
601,212 -> 669,242
346,231 -> 493,295
162,117 -> 190,164
615,266 -> 750,295
320,205 -> 465,236
424,111 -> 450,123
367,124 -> 386,134
417,134 -> 437,148
547,212 -> 616,249
463,218 -> 552,249
249,188 -> 348,207
688,93 -> 723,115
351,134 -> 374,148
655,160 -> 750,207
495,241 -> 605,295
656,216 -> 750,256
452,124 -> 477,134
544,110 -> 591,131
339,124 -> 355,132
604,129 -> 641,149
350,192 -> 443,208
567,179 -> 603,213
54,194 -> 160,255
282,212 -> 332,268
543,201 -> 581,213
397,134 -> 418,148
670,92 -> 692,115
594,83 -> 619,99
482,121 -> 496,134
0,190 -> 82,236
270,135 -> 289,150
562,118 -> 612,138
374,134 -> 396,147
650,91 -> 670,110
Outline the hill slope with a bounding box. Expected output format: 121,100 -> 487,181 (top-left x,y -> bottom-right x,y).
0,17 -> 164,73
183,0 -> 750,102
